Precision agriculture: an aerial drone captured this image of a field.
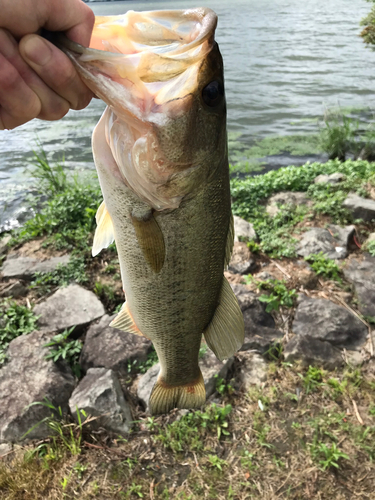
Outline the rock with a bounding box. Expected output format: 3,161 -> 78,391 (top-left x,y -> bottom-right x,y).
137,350 -> 234,411
296,225 -> 355,259
0,280 -> 27,298
241,325 -> 283,354
292,295 -> 368,349
314,173 -> 345,185
284,335 -> 343,370
233,215 -> 257,242
364,232 -> 375,247
237,352 -> 267,390
34,284 -> 105,333
80,315 -> 152,375
343,194 -> 375,222
0,236 -> 11,256
1,254 -> 71,280
0,330 -> 75,443
297,269 -> 319,290
69,368 -> 132,435
343,255 -> 375,318
266,191 -> 311,217
228,242 -> 256,275
345,350 -> 363,367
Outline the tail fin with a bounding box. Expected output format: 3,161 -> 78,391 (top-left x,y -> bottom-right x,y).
149,369 -> 206,415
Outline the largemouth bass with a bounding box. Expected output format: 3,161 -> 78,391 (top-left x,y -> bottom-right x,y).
56,9 -> 244,414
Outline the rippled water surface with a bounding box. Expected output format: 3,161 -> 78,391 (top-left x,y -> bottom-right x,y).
0,0 -> 374,230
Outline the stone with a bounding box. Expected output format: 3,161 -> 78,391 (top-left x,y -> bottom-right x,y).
292,295 -> 368,349
137,350 -> 234,411
0,330 -> 75,443
266,191 -> 311,217
0,236 -> 11,256
284,335 -> 343,370
233,215 -> 257,242
80,315 -> 152,375
34,284 -> 105,333
0,280 -> 27,298
228,242 -> 256,275
69,368 -> 132,435
241,325 -> 284,354
343,255 -> 375,318
314,173 -> 345,185
237,352 -> 268,390
343,194 -> 375,222
0,443 -> 12,457
1,254 -> 71,280
297,269 -> 319,290
296,225 -> 355,259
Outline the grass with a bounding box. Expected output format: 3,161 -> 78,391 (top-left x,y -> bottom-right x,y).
43,328 -> 83,378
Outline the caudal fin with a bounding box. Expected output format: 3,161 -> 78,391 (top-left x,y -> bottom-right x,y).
149,369 -> 206,415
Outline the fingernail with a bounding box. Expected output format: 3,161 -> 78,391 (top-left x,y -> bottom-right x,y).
23,36 -> 52,66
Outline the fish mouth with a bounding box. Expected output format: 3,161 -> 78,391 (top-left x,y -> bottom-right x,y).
58,9 -> 218,210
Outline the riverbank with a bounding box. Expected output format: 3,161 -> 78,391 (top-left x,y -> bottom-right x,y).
1,158 -> 375,499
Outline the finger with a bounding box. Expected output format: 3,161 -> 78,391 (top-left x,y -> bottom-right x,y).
0,30 -> 70,123
0,53 -> 41,130
19,34 -> 93,111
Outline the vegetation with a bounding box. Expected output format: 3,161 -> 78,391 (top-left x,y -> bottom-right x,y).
361,0 -> 375,45
43,328 -> 83,378
246,277 -> 297,312
304,252 -> 342,282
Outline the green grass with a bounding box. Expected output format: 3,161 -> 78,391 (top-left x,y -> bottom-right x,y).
43,328 -> 83,378
31,257 -> 88,295
0,300 -> 38,365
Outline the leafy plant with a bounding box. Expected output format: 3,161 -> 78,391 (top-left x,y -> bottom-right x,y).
363,238 -> 375,256
0,300 -> 38,365
254,278 -> 297,312
215,375 -> 233,396
299,366 -> 326,394
31,257 -> 88,295
310,441 -> 349,471
304,252 -> 342,282
207,454 -> 228,470
44,328 -> 82,378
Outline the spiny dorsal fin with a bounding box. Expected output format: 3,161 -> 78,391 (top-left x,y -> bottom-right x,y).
92,201 -> 115,257
224,212 -> 235,269
203,277 -> 244,361
110,302 -> 143,336
131,210 -> 165,274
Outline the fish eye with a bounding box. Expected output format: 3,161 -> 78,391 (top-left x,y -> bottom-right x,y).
202,81 -> 224,107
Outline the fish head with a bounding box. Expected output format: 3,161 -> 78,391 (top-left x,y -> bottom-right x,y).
59,8 -> 227,210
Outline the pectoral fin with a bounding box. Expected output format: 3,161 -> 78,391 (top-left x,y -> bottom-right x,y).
92,201 -> 115,257
110,302 -> 143,336
224,212 -> 235,269
131,210 -> 165,273
203,277 -> 244,361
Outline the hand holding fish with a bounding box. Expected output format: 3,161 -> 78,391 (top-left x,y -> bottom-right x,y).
0,0 -> 95,130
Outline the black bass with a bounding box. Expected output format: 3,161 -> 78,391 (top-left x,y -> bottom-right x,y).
56,9 -> 244,414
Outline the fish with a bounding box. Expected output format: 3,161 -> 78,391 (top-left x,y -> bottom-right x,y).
54,8 -> 244,414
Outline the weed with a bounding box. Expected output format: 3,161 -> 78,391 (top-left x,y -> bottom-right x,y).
124,483 -> 144,498
319,111 -> 359,161
363,238 -> 375,256
240,450 -> 256,470
254,278 -> 297,312
310,441 -> 349,471
73,462 -> 88,479
0,300 -> 38,365
31,256 -> 88,295
198,343 -> 208,358
43,328 -> 82,378
215,375 -> 234,396
29,147 -> 68,195
304,252 -> 342,282
128,347 -> 158,374
299,366 -> 326,394
207,454 -> 228,470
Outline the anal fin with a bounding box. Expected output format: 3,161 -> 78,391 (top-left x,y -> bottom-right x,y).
203,277 -> 244,361
150,369 -> 206,415
110,302 -> 143,337
131,210 -> 165,273
92,201 -> 115,257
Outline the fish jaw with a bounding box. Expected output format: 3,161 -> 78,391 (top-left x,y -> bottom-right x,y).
57,9 -> 226,211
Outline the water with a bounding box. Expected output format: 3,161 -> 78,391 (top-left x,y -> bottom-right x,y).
0,0 -> 374,230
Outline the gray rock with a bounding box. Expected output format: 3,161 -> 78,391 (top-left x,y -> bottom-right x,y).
296,225 -> 355,259
1,255 -> 71,280
0,443 -> 12,457
231,284 -> 275,328
343,255 -> 375,318
0,236 -> 11,256
0,281 -> 27,298
69,368 -> 132,435
292,295 -> 368,349
237,352 -> 268,390
34,284 -> 105,333
241,325 -> 283,354
266,191 -> 311,217
233,215 -> 257,242
0,330 -> 75,443
137,350 -> 234,411
284,335 -> 343,370
228,242 -> 255,275
314,173 -> 345,185
343,194 -> 375,222
80,315 -> 152,375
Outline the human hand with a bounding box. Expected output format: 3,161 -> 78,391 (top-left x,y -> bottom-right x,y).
0,0 -> 95,130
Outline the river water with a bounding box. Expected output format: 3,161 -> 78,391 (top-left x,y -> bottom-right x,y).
0,0 -> 374,231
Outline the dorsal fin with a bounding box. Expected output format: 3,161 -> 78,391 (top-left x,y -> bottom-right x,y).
92,201 -> 115,257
